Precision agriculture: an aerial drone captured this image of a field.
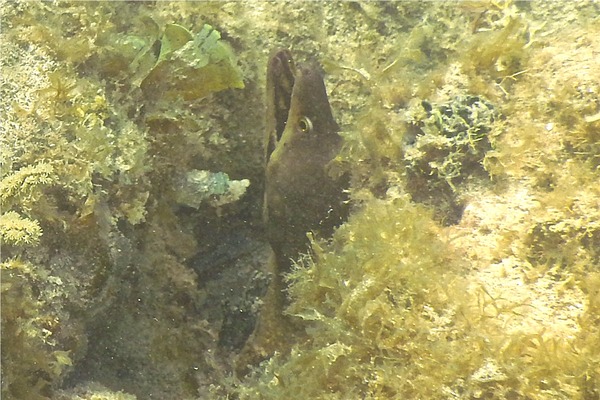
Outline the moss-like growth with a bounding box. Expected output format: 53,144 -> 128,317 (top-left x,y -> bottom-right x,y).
0,211 -> 43,246
405,96 -> 496,189
232,195 -> 475,398
0,163 -> 57,210
231,190 -> 599,399
1,259 -> 75,399
2,2 -> 253,398
403,95 -> 499,223
226,3 -> 600,399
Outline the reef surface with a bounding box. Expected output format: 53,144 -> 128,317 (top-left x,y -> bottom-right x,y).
1,1 -> 599,399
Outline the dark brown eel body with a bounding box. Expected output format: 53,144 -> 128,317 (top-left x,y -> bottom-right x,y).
264,49 -> 348,279
237,49 -> 348,371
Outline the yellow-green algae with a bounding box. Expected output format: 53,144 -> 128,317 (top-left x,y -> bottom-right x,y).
2,1 -> 600,399
229,1 -> 600,399
0,211 -> 43,246
1,1 -> 250,398
2,259 -> 74,400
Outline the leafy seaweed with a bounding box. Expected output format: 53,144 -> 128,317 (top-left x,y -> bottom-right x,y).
140,24 -> 244,100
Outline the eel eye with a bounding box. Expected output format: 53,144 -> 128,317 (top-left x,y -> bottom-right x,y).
298,116 -> 313,133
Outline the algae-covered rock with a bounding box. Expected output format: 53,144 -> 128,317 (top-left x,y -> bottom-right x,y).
4,1 -> 600,399
403,95 -> 499,224
1,259 -> 79,400
404,95 -> 497,189
233,194 -> 470,399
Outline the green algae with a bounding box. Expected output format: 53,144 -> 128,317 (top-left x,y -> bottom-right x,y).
403,95 -> 499,224
140,23 -> 245,101
0,163 -> 57,210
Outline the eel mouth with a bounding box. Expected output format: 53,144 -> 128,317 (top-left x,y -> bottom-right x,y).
266,49 -> 296,160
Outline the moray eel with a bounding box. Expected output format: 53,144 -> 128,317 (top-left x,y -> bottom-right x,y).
237,49 -> 348,372
264,49 -> 348,275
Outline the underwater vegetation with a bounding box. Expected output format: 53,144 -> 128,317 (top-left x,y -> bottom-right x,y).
232,194 -> 467,399
228,1 -> 600,399
2,1 -> 251,398
2,1 -> 600,399
403,95 -> 499,224
139,23 -> 245,101
1,259 -> 75,399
